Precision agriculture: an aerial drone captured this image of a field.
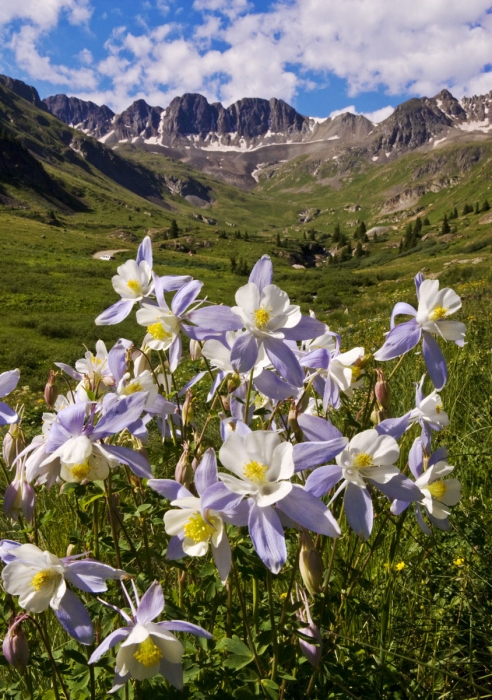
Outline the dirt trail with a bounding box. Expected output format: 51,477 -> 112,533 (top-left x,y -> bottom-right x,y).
92,249 -> 129,259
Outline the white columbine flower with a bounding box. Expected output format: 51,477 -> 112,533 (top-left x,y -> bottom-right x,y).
136,305 -> 181,351
416,279 -> 464,340
117,369 -> 158,409
165,496 -> 225,557
410,387 -> 449,430
2,544 -> 66,613
218,430 -> 294,507
232,284 -> 301,338
336,429 -> 400,488
415,461 -> 461,519
112,259 -> 153,302
326,347 -> 365,397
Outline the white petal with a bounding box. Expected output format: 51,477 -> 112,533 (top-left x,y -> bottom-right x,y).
244,430 -> 281,467
235,283 -> 260,314
267,442 -> 294,482
219,433 -> 247,476
60,435 -> 93,465
218,473 -> 254,496
440,479 -> 461,506
362,465 -> 400,484
256,480 -> 292,507
164,509 -> 194,536
182,539 -> 209,556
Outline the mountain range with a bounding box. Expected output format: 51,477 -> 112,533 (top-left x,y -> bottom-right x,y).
41,83 -> 492,188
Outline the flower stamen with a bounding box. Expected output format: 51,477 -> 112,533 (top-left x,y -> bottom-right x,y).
353,452 -> 374,468
427,481 -> 447,500
69,461 -> 92,480
429,306 -> 448,321
147,323 -> 171,341
127,279 -> 142,294
133,637 -> 163,667
31,570 -> 57,591
183,513 -> 216,543
254,307 -> 271,329
243,460 -> 269,484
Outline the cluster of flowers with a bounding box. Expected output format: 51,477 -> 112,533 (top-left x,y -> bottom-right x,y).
0,237 -> 464,689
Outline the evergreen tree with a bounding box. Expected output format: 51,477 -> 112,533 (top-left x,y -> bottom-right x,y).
403,223 -> 414,250
333,223 -> 341,243
276,232 -> 281,246
169,219 -> 179,239
244,232 -> 249,241
414,217 -> 422,236
423,216 -> 430,226
482,199 -> 490,212
462,203 -> 473,215
452,207 -> 458,219
441,214 -> 451,235
474,202 -> 480,214
398,238 -> 403,254
363,232 -> 369,243
229,254 -> 237,273
373,232 -> 378,243
339,233 -> 348,247
355,241 -> 364,258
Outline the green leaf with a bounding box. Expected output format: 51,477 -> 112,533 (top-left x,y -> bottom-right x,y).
216,635 -> 252,657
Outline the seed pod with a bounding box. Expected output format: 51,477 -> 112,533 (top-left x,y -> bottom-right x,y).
175,443 -> 193,487
189,340 -> 202,361
295,585 -> 322,667
181,390 -> 195,426
43,370 -> 59,409
299,530 -> 323,595
2,423 -> 24,469
288,402 -> 304,443
227,373 -> 241,394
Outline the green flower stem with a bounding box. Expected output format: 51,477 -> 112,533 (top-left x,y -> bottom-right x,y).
252,577 -> 259,633
244,368 -> 254,424
266,571 -> 278,682
29,615 -> 70,700
92,497 -> 99,561
232,561 -> 265,677
105,472 -> 122,570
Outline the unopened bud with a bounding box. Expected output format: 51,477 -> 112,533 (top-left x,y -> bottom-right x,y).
288,402 -> 304,443
299,531 -> 323,595
374,369 -> 390,411
227,373 -> 241,394
2,423 -> 24,468
297,387 -> 311,414
108,493 -> 122,533
189,340 -> 202,361
44,370 -> 59,409
181,390 -> 195,426
101,375 -> 116,387
295,585 -> 322,667
175,444 -> 193,487
3,617 -> 29,671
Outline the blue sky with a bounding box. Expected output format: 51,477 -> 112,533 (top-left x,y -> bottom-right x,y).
1,0 -> 492,122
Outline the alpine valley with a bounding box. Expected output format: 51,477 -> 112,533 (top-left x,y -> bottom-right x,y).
0,72 -> 490,385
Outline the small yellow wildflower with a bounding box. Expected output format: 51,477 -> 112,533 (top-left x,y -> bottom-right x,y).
395,562 -> 405,571
453,557 -> 464,567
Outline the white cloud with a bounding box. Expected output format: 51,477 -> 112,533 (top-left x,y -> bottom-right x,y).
77,48 -> 93,65
329,104 -> 395,123
4,0 -> 492,115
10,24 -> 97,88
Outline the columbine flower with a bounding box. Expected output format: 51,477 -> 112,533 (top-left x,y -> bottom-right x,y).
229,256 -> 325,387
137,274 -> 242,372
148,449 -> 247,582
304,427 -> 422,541
0,369 -> 20,426
377,374 -> 449,449
39,395 -> 152,484
89,581 -> 211,692
391,447 -> 461,533
215,429 -> 340,573
0,543 -> 125,644
300,346 -> 365,410
374,274 -> 466,389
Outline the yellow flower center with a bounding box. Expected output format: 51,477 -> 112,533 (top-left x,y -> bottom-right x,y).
127,279 -> 142,294
427,481 -> 447,500
351,365 -> 362,381
243,460 -> 269,484
429,306 -> 448,321
353,452 -> 374,468
183,513 -> 216,543
70,461 -> 92,480
31,569 -> 57,591
121,381 -> 143,395
254,308 -> 271,329
147,323 -> 171,341
133,637 -> 163,667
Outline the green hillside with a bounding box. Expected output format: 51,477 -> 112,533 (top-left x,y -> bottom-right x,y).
0,80 -> 491,387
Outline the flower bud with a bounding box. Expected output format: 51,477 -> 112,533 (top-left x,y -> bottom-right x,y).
295,585 -> 322,667
181,390 -> 195,426
288,402 -> 304,443
175,443 -> 193,487
189,339 -> 202,361
3,617 -> 29,671
2,423 -> 24,469
227,373 -> 241,394
374,369 -> 390,411
299,531 -> 323,595
43,370 -> 59,409
353,353 -> 372,370
370,407 -> 388,425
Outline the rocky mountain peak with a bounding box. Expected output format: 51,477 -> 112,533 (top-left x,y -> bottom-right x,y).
0,74 -> 47,111
42,94 -> 114,138
113,99 -> 163,140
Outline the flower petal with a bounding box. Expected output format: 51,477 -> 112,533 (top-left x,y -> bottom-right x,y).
344,482 -> 373,541
248,502 -> 286,574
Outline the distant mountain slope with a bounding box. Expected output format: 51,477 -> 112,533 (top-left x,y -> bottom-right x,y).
43,85 -> 492,188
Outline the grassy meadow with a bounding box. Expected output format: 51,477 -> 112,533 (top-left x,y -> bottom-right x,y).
1,98 -> 492,697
